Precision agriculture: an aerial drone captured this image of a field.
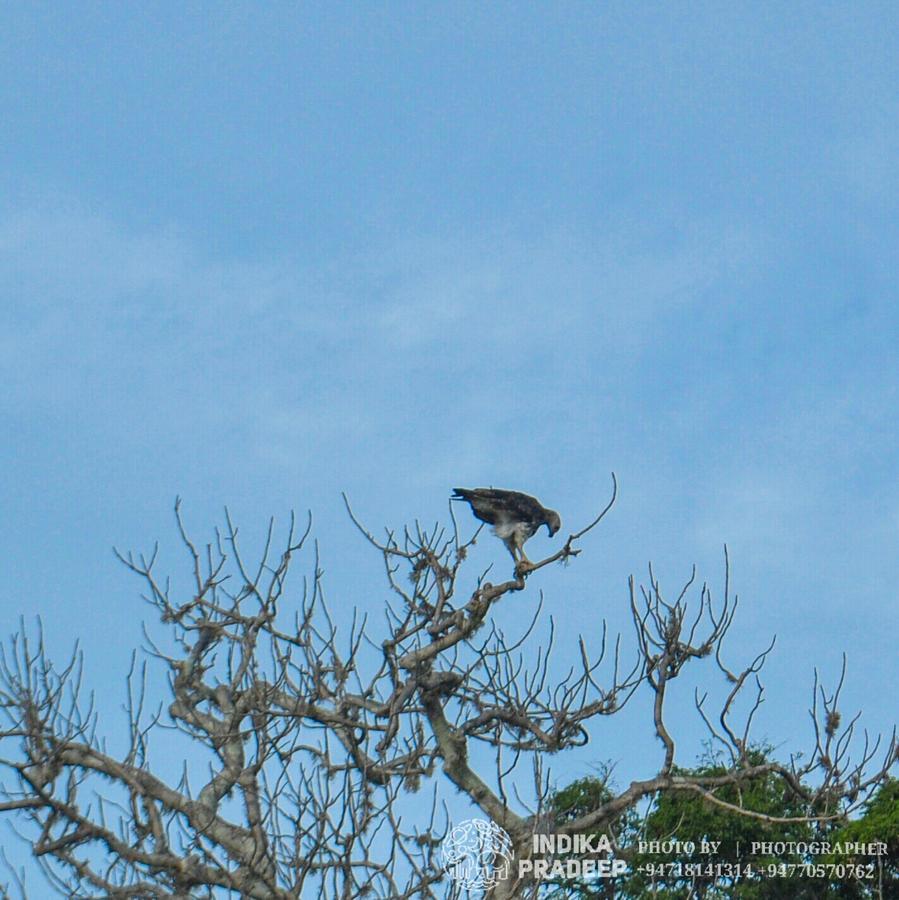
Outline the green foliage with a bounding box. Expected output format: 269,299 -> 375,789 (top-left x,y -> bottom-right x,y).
542,752 -> 897,899
826,778 -> 899,898
831,778 -> 899,854
624,746 -> 820,899
553,775 -> 614,824
542,771 -> 636,900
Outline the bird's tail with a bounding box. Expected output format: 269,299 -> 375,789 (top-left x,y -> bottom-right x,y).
451,488 -> 472,502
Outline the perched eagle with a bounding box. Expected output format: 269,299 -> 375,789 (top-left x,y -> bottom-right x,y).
452,488 -> 561,564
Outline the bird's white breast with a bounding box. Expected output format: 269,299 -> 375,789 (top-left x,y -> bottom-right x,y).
493,521 -> 529,540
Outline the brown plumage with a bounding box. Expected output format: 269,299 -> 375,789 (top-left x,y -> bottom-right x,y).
452,487 -> 561,563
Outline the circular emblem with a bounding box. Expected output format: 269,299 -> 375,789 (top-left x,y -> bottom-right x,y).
440,818 -> 513,890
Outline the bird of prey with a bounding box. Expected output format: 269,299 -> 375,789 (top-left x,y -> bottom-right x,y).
452,488 -> 561,565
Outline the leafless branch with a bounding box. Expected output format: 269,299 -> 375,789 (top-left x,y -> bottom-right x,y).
1,494 -> 893,898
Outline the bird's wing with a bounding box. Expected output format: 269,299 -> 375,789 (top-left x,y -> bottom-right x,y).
452,488 -> 545,525
452,488 -> 502,524
500,490 -> 547,522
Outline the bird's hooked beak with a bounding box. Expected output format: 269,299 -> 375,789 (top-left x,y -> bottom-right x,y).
546,513 -> 561,537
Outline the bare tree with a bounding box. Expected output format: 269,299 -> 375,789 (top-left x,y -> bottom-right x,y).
0,482 -> 895,898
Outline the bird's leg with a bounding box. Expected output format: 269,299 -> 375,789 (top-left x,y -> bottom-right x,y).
514,540 -> 534,576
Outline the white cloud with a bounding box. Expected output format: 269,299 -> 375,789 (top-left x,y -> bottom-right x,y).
0,196 -> 766,485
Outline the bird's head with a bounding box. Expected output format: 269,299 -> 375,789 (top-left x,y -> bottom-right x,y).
545,510 -> 562,537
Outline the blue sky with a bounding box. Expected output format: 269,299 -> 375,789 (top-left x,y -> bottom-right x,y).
2,0 -> 898,860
